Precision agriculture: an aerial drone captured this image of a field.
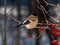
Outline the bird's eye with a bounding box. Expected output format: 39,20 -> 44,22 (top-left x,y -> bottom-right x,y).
32,19 -> 35,21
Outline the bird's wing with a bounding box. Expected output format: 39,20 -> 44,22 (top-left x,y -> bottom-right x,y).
25,15 -> 38,29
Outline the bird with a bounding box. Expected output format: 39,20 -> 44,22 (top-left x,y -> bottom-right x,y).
15,14 -> 38,29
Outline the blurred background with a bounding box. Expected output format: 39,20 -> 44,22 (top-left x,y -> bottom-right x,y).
0,0 -> 60,45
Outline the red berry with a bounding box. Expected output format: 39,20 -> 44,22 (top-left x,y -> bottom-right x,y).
52,29 -> 57,34
52,29 -> 60,36
39,27 -> 44,33
51,40 -> 58,45
50,24 -> 56,29
29,35 -> 33,38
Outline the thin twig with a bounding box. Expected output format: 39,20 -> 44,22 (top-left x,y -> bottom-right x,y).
43,0 -> 57,6
6,7 -> 20,23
